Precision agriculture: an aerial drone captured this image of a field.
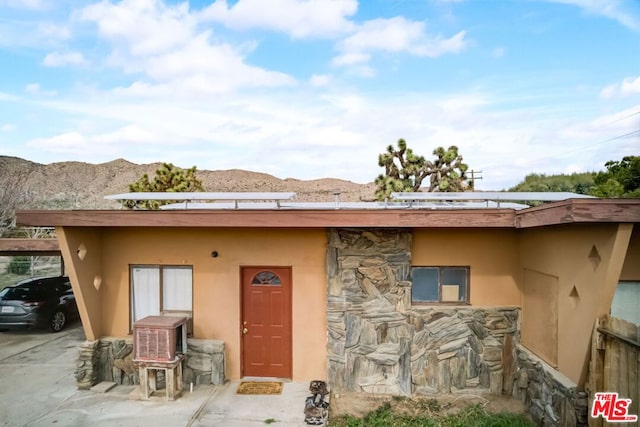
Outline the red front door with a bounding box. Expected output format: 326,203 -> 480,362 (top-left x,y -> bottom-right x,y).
241,267 -> 292,378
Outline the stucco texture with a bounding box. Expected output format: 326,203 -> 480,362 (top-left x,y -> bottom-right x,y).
519,223 -> 633,386
59,227 -> 327,381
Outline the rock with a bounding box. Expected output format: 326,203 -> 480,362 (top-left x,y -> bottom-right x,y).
437,351 -> 458,361
450,356 -> 466,389
113,352 -> 135,374
466,348 -> 478,378
438,359 -> 451,393
365,343 -> 401,365
359,257 -> 387,267
339,256 -> 361,269
439,337 -> 468,354
188,338 -> 224,354
483,346 -> 502,362
490,370 -> 503,394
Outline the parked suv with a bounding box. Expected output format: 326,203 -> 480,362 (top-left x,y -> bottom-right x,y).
0,276 -> 78,332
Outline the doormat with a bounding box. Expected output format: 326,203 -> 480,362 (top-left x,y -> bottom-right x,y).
236,381 -> 283,395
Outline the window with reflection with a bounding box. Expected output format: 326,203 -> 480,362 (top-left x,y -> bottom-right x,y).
251,271 -> 282,285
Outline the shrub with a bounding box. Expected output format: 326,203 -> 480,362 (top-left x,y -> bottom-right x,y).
6,256 -> 30,275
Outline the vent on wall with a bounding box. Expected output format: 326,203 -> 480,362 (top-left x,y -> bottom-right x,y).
588,245 -> 601,271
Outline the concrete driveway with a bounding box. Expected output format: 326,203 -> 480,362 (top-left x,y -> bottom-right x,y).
0,324 -> 315,426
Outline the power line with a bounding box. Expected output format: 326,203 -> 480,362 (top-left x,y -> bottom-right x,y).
601,129 -> 640,143
601,111 -> 640,127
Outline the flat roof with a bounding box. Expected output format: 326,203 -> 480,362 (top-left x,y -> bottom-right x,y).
158,201 -> 532,210
391,191 -> 596,202
15,199 -> 640,229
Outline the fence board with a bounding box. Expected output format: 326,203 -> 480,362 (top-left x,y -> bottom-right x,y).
588,315 -> 640,427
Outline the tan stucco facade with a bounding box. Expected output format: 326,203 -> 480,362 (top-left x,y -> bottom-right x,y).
56,220 -> 638,389
412,229 -> 521,306
519,223 -> 634,386
57,227 -> 327,381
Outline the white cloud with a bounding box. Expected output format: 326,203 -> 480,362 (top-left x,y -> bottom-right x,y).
37,23 -> 71,40
25,83 -> 57,96
333,17 -> 468,71
546,0 -> 640,31
309,74 -> 331,87
0,0 -> 50,10
200,0 -> 357,38
0,14 -> 71,48
600,75 -> 640,98
43,51 -> 86,67
79,0 -> 196,56
331,52 -> 370,67
27,131 -> 87,154
78,0 -> 295,93
26,124 -> 160,158
1,123 -> 15,132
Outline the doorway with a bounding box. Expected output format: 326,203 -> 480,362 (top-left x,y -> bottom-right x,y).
241,267 -> 292,378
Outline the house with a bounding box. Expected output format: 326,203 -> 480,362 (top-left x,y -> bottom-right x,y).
16,192 -> 640,425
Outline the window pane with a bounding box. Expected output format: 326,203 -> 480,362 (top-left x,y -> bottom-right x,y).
163,267 -> 193,311
412,267 -> 439,302
611,282 -> 640,325
132,267 -> 160,321
251,271 -> 281,285
441,268 -> 467,302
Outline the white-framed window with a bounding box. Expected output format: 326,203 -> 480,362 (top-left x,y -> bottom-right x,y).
130,265 -> 193,326
411,266 -> 470,304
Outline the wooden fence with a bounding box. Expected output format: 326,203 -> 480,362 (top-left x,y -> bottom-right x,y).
588,315 -> 639,426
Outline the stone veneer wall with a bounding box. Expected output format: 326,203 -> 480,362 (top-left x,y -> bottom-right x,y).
512,345 -> 588,427
75,337 -> 225,390
326,228 -> 519,396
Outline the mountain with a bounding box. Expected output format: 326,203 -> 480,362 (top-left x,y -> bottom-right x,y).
0,156 -> 376,209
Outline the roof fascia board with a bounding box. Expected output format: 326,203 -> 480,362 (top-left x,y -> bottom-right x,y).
0,238 -> 61,255
516,199 -> 640,228
16,209 -> 517,228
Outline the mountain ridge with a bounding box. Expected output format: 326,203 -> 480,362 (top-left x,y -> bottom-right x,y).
0,156 -> 376,209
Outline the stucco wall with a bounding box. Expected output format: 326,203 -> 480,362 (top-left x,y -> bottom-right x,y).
66,227 -> 327,381
56,227 -> 103,340
518,223 -> 633,386
412,229 -> 521,306
620,225 -> 640,281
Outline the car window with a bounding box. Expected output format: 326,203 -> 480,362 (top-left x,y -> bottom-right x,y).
1,287 -> 36,300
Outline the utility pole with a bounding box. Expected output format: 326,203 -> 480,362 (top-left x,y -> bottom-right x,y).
468,170 -> 483,189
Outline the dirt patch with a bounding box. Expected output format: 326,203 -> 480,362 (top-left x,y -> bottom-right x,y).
329,391 -> 527,420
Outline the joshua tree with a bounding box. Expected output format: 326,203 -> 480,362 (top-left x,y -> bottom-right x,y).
375,139 -> 471,200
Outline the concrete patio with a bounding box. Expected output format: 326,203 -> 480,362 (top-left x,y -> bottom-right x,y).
0,325 -> 317,426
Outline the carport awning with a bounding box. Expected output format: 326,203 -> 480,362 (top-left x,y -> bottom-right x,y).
0,238 -> 60,256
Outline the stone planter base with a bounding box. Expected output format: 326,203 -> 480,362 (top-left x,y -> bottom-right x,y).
75,336 -> 225,390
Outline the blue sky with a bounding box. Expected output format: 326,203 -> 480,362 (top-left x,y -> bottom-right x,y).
0,0 -> 638,190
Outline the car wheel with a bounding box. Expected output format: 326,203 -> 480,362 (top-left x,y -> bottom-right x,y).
50,310 -> 66,332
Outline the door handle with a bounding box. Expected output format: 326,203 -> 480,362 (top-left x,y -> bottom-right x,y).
243,327 -> 248,334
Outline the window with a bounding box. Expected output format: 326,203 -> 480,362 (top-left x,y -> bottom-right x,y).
611,282 -> 640,325
251,271 -> 281,285
411,266 -> 469,303
131,265 -> 193,326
